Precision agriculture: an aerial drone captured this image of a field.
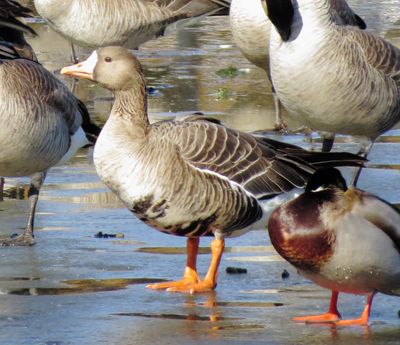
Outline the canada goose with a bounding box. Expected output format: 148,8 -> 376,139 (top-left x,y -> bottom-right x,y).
61,46 -> 364,293
33,0 -> 231,62
268,168 -> 400,325
264,0 -> 400,183
229,0 -> 365,132
0,1 -> 100,246
0,0 -> 37,200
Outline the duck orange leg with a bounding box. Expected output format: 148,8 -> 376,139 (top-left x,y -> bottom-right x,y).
146,237 -> 201,290
168,238 -> 225,294
293,291 -> 341,323
334,292 -> 375,326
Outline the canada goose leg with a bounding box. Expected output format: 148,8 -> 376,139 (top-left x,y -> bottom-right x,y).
167,239 -> 224,294
0,177 -> 4,201
70,43 -> 78,63
350,140 -> 374,187
321,132 -> 335,152
334,292 -> 375,326
0,172 -> 45,247
272,90 -> 287,133
146,237 -> 201,290
293,291 -> 341,323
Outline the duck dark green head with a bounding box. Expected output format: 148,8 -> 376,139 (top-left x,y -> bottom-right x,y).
262,0 -> 294,42
305,168 -> 348,193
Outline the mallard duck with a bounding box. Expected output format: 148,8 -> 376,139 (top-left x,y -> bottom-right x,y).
268,168 -> 400,325
264,0 -> 400,182
0,0 -> 100,246
61,46 -> 364,293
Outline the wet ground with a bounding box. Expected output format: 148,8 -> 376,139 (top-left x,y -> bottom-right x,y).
2,1 -> 400,344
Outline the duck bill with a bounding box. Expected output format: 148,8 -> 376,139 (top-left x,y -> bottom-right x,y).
60,51 -> 98,81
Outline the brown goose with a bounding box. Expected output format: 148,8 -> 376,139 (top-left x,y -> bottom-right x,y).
229,0 -> 365,131
0,0 -> 100,246
34,0 -> 231,61
61,46 -> 364,293
265,0 -> 400,183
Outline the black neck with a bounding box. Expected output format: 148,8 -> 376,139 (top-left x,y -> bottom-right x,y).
265,0 -> 295,42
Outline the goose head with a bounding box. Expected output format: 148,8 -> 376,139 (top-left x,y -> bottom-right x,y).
61,46 -> 145,92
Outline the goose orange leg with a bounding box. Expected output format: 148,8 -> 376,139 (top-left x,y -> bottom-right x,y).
293,291 -> 341,323
334,292 -> 375,326
167,239 -> 225,294
168,238 -> 225,294
147,237 -> 201,290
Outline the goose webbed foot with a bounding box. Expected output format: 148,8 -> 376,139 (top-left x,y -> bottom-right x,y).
146,267 -> 201,291
165,279 -> 216,294
0,231 -> 35,247
273,120 -> 289,134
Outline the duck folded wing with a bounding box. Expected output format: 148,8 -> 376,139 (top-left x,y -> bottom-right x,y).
349,190 -> 400,252
151,119 -> 363,200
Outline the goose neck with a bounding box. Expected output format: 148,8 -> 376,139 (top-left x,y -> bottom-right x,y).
112,87 -> 150,134
296,0 -> 333,28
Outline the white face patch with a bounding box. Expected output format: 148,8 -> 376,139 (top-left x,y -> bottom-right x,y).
81,50 -> 98,72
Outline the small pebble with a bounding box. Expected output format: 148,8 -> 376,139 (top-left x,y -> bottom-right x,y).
226,267 -> 247,274
281,269 -> 290,280
94,231 -> 124,239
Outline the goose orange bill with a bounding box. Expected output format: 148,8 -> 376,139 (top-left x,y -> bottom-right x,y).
60,51 -> 98,80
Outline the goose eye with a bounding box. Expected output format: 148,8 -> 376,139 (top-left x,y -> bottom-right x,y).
105,57 -> 112,63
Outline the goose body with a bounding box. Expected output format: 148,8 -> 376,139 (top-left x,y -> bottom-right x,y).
266,0 -> 400,145
230,0 -> 271,72
34,0 -> 230,49
0,0 -> 99,245
268,168 -> 400,325
230,0 -> 365,130
62,46 -> 363,293
0,59 -> 87,176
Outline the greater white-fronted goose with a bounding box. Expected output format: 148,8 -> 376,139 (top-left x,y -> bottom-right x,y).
34,0 -> 231,61
268,168 -> 400,325
61,46 -> 364,293
264,0 -> 400,183
0,1 -> 100,246
230,0 -> 365,132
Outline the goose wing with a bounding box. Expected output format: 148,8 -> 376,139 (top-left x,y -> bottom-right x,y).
343,28 -> 400,80
1,58 -> 82,135
0,0 -> 37,37
147,0 -> 230,16
152,117 -> 363,200
330,0 -> 366,29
